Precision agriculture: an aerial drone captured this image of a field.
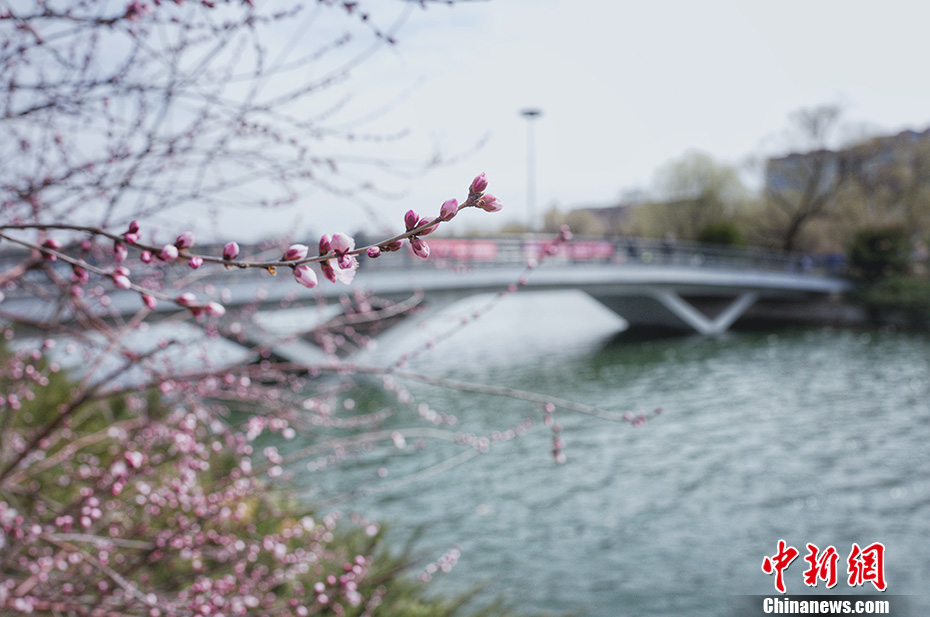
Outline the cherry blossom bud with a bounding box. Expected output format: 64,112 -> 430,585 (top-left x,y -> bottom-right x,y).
417,217 -> 438,235
223,241 -> 239,260
158,244 -> 179,261
477,194 -> 502,212
367,246 -> 381,259
283,244 -> 309,261
142,294 -> 157,310
404,209 -> 420,231
174,231 -> 195,249
334,259 -> 357,284
188,256 -> 203,269
124,451 -> 144,468
470,172 -> 488,193
560,225 -> 573,241
383,240 -> 404,252
113,274 -> 131,290
205,301 -> 226,317
175,292 -> 197,307
331,233 -> 354,254
319,234 -> 332,255
113,242 -> 128,263
439,198 -> 458,222
41,238 -> 61,260
293,264 -> 318,289
72,266 -> 89,285
410,236 -> 430,259
320,261 -> 336,283
140,250 -> 153,263
114,266 -> 130,277
128,220 -> 140,234
123,232 -> 140,244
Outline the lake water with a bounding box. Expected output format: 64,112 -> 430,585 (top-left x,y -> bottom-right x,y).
291,291 -> 930,617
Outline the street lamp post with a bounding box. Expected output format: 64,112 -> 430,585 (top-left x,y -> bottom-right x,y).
521,108 -> 542,233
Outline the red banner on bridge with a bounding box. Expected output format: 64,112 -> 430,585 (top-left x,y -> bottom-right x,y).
426,239 -> 499,261
523,240 -> 615,261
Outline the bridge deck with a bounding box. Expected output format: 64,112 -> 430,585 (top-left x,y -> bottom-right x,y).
0,236 -> 855,337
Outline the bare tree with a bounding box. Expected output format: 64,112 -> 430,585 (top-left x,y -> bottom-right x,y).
761,105 -> 845,252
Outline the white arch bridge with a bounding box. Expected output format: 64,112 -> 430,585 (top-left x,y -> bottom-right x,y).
223,236 -> 856,338
0,236 -> 856,338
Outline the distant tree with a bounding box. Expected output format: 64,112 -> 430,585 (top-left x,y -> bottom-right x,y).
760,105 -> 846,252
848,226 -> 912,280
541,205 -> 604,236
633,151 -> 747,240
838,133 -> 930,240
696,221 -> 744,246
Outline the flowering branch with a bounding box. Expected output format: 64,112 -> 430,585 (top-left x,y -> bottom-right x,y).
0,173 -> 502,315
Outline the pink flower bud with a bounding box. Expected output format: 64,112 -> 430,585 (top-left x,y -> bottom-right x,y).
140,250 -> 153,263
417,217 -> 438,235
158,244 -> 179,262
330,233 -> 354,254
470,172 -> 488,193
223,241 -> 239,260
404,209 -> 420,231
114,266 -> 130,277
174,231 -> 195,249
188,256 -> 203,269
205,301 -> 226,317
293,264 -> 318,289
41,239 -> 61,260
123,232 -> 140,244
410,236 -> 430,259
142,294 -> 157,310
114,242 -> 128,263
320,261 -> 336,283
333,259 -> 357,285
319,234 -> 332,255
477,194 -> 502,212
367,246 -> 381,259
383,240 -> 404,252
560,225 -> 573,241
283,244 -> 309,261
128,220 -> 140,234
175,292 -> 197,307
124,450 -> 144,468
113,274 -> 131,290
72,266 -> 89,285
439,198 -> 458,222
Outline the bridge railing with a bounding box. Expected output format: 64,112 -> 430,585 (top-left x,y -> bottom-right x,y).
0,236 -> 847,303
363,235 -> 847,276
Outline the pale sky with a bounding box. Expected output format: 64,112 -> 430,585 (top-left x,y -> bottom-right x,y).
195,0 -> 930,241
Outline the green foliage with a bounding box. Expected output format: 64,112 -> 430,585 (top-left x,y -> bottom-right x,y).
696,221 -> 744,246
848,227 -> 912,280
853,275 -> 930,327
634,151 -> 749,241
